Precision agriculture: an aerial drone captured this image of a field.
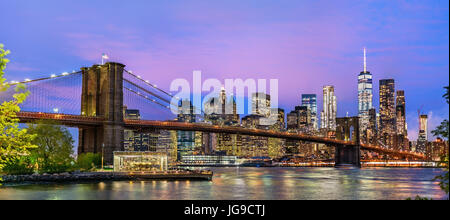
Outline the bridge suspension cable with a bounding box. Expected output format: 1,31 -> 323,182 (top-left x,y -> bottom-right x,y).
123,78 -> 172,104
124,69 -> 176,99
5,71 -> 82,86
1,70 -> 83,115
123,69 -> 205,117
123,87 -> 170,109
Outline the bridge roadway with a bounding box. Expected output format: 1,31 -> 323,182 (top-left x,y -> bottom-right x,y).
16,112 -> 425,160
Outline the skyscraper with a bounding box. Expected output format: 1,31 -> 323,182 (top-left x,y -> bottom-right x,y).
124,109 -> 150,151
396,90 -> 407,136
252,92 -> 271,116
302,94 -> 318,130
358,48 -> 373,133
379,79 -> 396,147
204,87 -> 239,126
320,86 -> 337,130
417,114 -> 428,153
368,108 -> 377,145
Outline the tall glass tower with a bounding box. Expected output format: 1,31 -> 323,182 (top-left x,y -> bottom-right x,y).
358,48 -> 373,131
379,79 -> 396,147
302,94 -> 318,130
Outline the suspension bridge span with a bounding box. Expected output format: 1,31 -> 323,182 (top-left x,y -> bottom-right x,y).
3,62 -> 426,166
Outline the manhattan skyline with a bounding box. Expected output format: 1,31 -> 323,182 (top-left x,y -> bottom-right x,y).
1,0 -> 449,141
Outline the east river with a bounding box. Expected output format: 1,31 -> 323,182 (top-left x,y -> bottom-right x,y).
0,167 -> 447,200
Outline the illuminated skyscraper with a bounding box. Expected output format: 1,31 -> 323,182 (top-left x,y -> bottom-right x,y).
320,86 -> 337,130
395,90 -> 407,136
367,108 -> 377,145
287,106 -> 309,132
358,48 -> 373,133
124,109 -> 150,151
302,94 -> 318,130
252,92 -> 271,116
379,79 -> 396,147
204,87 -> 239,126
417,114 -> 428,153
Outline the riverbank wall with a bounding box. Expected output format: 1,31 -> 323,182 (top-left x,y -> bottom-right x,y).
1,171 -> 213,183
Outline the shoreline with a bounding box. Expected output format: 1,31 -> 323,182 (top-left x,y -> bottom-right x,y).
177,164 -> 445,168
1,171 -> 213,184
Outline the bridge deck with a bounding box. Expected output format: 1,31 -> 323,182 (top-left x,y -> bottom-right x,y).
16,112 -> 425,160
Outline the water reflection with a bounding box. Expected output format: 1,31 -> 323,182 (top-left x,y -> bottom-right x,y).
0,168 -> 446,200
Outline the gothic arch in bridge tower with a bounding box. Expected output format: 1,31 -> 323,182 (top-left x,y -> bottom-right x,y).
335,117 -> 361,167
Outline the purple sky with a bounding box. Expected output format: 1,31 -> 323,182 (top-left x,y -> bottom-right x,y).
1,0 -> 449,140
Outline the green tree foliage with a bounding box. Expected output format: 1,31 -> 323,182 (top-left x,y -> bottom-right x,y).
431,119 -> 449,140
0,44 -> 37,174
76,153 -> 101,171
431,85 -> 449,198
1,157 -> 34,175
406,195 -> 433,200
27,121 -> 75,173
431,86 -> 449,140
433,155 -> 449,195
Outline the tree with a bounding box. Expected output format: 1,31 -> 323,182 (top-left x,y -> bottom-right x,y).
0,44 -> 36,174
431,85 -> 449,197
432,86 -> 450,140
27,121 -> 75,173
431,119 -> 449,140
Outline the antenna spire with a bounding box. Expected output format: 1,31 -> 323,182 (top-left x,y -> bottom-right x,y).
363,47 -> 367,73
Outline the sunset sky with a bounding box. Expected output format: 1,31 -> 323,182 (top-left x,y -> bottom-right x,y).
1,0 -> 449,140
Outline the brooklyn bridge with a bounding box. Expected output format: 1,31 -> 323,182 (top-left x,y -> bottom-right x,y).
3,62 -> 426,166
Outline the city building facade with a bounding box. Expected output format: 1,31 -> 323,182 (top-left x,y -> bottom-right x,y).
320,85 -> 337,130
379,79 -> 396,147
358,48 -> 373,136
302,94 -> 318,130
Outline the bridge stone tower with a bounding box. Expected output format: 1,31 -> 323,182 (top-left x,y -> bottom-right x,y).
78,62 -> 125,164
335,116 -> 361,167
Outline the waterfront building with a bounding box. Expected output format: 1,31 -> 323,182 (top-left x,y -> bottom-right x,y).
124,109 -> 150,151
358,48 -> 373,136
268,108 -> 285,159
241,115 -> 269,157
302,94 -> 318,130
379,79 -> 396,148
113,151 -> 169,172
180,155 -> 240,166
427,138 -> 449,161
156,130 -> 178,163
320,85 -> 337,130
